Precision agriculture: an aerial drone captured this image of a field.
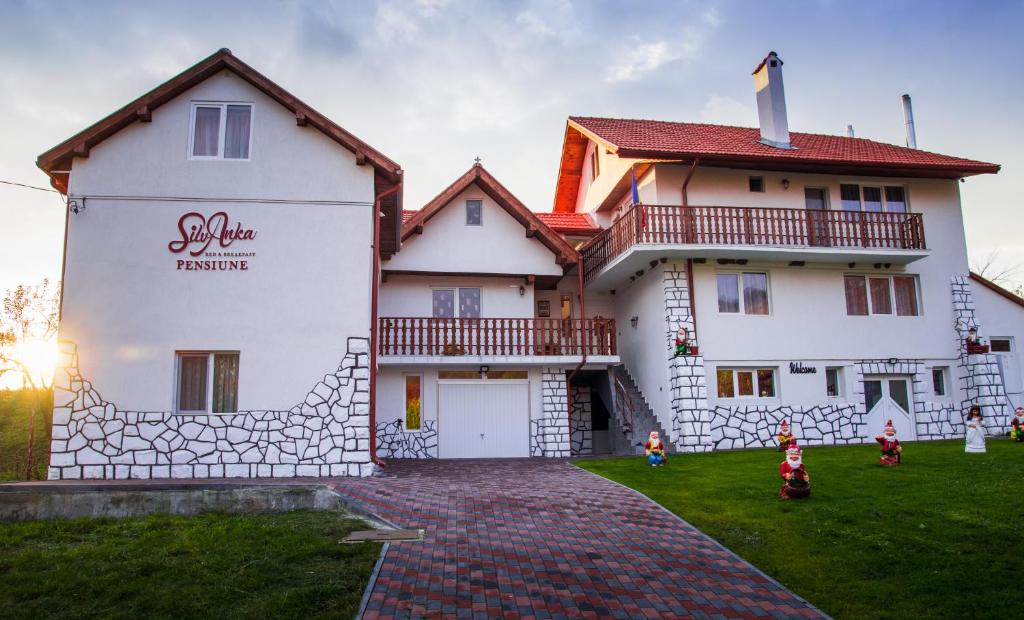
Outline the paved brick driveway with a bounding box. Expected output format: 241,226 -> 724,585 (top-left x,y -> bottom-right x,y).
329,459 -> 824,619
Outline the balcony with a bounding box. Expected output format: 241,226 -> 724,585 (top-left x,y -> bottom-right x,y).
377,317 -> 618,364
581,204 -> 929,287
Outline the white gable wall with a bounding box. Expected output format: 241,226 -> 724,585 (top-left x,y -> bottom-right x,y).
60,71 -> 376,411
69,71 -> 375,201
386,183 -> 563,276
971,282 -> 1024,407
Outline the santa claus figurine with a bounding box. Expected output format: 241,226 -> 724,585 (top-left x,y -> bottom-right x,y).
777,419 -> 794,452
645,431 -> 667,466
674,326 -> 689,357
1010,407 -> 1024,442
779,443 -> 810,499
875,419 -> 902,466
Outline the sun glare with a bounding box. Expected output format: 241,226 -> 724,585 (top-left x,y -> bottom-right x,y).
10,339 -> 58,387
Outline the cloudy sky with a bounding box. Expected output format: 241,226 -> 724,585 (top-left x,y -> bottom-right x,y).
1,0 -> 1022,294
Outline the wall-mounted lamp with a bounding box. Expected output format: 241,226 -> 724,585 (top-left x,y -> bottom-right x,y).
630,315 -> 639,329
887,357 -> 899,365
781,179 -> 790,190
480,365 -> 490,374
69,200 -> 84,214
518,285 -> 526,297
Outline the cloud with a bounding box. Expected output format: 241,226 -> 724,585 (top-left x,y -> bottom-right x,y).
604,10 -> 720,83
606,41 -> 681,83
699,94 -> 756,126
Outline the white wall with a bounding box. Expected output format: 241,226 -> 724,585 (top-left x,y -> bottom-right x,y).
692,261 -> 961,363
70,72 -> 375,201
613,263 -> 673,429
379,275 -> 535,318
574,140 -> 656,217
386,183 -> 563,276
61,71 -> 376,411
972,281 -> 1024,406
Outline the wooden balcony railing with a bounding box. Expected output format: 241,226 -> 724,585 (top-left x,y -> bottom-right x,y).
580,204 -> 927,283
378,317 -> 617,357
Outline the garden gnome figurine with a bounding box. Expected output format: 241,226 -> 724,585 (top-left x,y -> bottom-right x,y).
674,326 -> 689,356
777,419 -> 794,452
779,443 -> 810,499
965,405 -> 986,454
645,431 -> 667,466
875,419 -> 902,466
1010,407 -> 1024,442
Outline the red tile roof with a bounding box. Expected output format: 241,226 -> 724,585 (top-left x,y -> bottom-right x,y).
535,212 -> 600,235
570,116 -> 1000,176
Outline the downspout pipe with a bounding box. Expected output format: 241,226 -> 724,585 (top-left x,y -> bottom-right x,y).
681,158 -> 700,341
369,180 -> 402,469
565,257 -> 587,455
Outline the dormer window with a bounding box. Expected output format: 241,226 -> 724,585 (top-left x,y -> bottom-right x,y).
190,102 -> 253,160
466,199 -> 482,226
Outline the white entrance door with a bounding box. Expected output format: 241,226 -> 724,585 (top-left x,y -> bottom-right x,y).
438,381 -> 530,458
863,375 -> 916,440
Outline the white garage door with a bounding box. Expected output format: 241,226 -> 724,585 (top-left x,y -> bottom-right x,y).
438,381 -> 530,458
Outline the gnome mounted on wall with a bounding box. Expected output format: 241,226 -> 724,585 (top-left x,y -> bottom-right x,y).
674,326 -> 690,357
1010,407 -> 1024,442
645,431 -> 668,466
779,443 -> 810,499
777,419 -> 794,452
875,419 -> 902,466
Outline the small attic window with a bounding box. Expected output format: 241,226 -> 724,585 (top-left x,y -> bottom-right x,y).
748,176 -> 765,192
190,102 -> 252,160
465,200 -> 482,226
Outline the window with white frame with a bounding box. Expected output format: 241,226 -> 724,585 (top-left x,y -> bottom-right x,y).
190,102 -> 253,160
748,176 -> 765,192
844,274 -> 919,316
826,366 -> 843,397
717,272 -> 770,315
717,367 -> 776,398
932,367 -> 948,397
404,374 -> 422,431
838,184 -> 907,213
176,351 -> 239,414
432,287 -> 481,318
465,200 -> 482,226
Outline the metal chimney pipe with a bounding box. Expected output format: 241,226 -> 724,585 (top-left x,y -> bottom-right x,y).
847,124 -> 855,138
901,94 -> 917,148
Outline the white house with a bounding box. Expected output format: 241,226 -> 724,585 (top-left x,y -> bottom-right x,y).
38,49 -> 1023,478
38,49 -> 403,479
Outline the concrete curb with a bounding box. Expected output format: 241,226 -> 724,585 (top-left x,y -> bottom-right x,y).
356,541 -> 389,620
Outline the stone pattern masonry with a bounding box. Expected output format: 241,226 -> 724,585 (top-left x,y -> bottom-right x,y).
569,385 -> 593,456
375,419 -> 438,459
48,338 -> 374,480
532,368 -> 570,457
664,265 -> 711,453
952,275 -> 1012,432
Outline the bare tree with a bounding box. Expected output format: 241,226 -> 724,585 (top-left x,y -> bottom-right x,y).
971,249 -> 1020,287
0,279 -> 61,479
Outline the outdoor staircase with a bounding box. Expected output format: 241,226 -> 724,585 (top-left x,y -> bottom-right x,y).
609,365 -> 673,455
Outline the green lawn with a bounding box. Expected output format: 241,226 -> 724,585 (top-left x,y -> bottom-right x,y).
0,511 -> 381,619
577,440 -> 1022,620
0,389 -> 52,481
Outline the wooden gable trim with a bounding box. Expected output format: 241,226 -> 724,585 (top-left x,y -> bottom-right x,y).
970,272 -> 1024,309
401,164 -> 579,268
36,48 -> 402,192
